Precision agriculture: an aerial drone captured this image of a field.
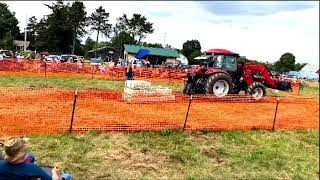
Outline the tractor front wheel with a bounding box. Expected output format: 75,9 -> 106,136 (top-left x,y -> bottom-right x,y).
246,82 -> 266,100
205,73 -> 232,97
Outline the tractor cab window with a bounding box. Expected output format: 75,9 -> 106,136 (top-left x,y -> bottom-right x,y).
215,55 -> 237,72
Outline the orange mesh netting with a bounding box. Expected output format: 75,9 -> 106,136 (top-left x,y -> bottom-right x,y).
0,87 -> 318,136
0,59 -> 186,82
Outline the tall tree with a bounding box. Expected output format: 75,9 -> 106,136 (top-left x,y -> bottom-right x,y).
34,17 -> 49,52
0,2 -> 20,50
181,39 -> 201,61
189,50 -> 203,65
128,14 -> 154,43
140,42 -> 163,48
68,1 -> 87,54
274,52 -> 296,72
89,6 -> 112,58
35,0 -> 86,54
42,0 -> 72,53
294,63 -> 307,71
0,32 -> 15,50
26,16 -> 38,50
110,31 -> 136,52
112,13 -> 154,44
82,37 -> 95,58
113,14 -> 129,35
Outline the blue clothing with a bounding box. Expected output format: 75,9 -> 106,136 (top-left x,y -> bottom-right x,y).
0,160 -> 52,180
125,77 -> 134,80
61,173 -> 72,180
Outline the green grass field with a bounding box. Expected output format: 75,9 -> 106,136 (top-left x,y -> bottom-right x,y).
0,74 -> 319,179
0,74 -> 318,96
29,130 -> 319,180
0,74 -> 184,92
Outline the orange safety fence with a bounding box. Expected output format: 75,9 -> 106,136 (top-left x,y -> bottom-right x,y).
0,86 -> 318,136
0,58 -> 187,82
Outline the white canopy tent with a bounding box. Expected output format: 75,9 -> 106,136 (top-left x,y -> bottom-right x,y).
194,55 -> 213,60
176,53 -> 189,65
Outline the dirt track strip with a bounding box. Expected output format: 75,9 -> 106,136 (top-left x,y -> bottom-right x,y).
0,87 -> 318,136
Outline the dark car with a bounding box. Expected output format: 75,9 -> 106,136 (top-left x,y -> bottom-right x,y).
0,50 -> 14,58
59,55 -> 79,63
271,71 -> 281,78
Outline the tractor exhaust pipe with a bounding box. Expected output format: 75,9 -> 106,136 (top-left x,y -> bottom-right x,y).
276,80 -> 292,92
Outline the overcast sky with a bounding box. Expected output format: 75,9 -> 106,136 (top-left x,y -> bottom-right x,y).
2,1 -> 319,65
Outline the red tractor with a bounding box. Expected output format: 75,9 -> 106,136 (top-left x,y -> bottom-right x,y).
183,49 -> 292,100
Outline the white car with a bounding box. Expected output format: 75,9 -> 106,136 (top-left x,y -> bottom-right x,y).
44,55 -> 60,62
90,57 -> 103,66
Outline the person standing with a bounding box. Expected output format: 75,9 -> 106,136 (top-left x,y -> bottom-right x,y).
125,63 -> 134,80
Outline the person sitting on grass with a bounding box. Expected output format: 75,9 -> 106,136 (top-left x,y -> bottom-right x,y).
1,137 -> 34,163
0,137 -> 71,180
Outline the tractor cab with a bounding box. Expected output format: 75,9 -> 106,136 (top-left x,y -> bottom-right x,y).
200,49 -> 240,80
205,54 -> 238,71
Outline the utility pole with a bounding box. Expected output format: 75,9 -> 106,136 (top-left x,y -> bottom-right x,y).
163,32 -> 166,47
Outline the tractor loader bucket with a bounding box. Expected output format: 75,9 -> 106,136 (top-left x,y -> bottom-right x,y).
276,80 -> 292,92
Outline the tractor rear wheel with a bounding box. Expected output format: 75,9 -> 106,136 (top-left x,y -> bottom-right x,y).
205,73 -> 232,97
246,82 -> 266,100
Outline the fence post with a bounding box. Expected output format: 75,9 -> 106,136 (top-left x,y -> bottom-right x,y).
272,97 -> 280,131
91,66 -> 94,79
44,62 -> 47,81
69,90 -> 78,133
183,95 -> 193,130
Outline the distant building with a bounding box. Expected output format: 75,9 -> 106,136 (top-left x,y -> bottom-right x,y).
88,46 -> 121,61
299,63 -> 319,80
123,44 -> 179,65
14,40 -> 30,51
300,63 -> 319,73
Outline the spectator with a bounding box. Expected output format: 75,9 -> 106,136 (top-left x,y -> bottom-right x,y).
299,80 -> 304,91
0,137 -> 4,160
125,63 -> 134,80
0,137 -> 71,180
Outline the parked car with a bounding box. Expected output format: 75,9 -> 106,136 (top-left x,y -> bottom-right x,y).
90,57 -> 103,66
271,71 -> 281,78
59,55 -> 79,63
44,55 -> 60,62
77,56 -> 84,63
16,54 -> 25,59
0,50 -> 13,58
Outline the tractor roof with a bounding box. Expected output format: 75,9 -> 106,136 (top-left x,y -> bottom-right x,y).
206,49 -> 239,56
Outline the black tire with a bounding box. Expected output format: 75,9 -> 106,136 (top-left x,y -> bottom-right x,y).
205,73 -> 232,97
183,82 -> 188,94
246,82 -> 266,100
183,82 -> 193,95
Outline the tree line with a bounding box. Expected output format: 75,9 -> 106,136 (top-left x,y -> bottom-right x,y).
0,0 -> 155,57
